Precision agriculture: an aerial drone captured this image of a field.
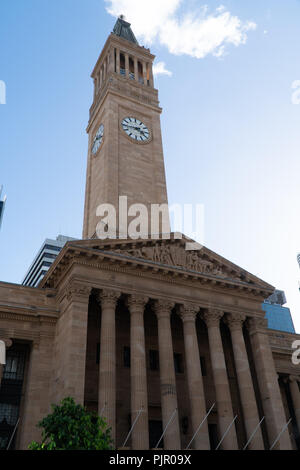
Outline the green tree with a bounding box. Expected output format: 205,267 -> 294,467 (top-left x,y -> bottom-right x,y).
29,397 -> 113,450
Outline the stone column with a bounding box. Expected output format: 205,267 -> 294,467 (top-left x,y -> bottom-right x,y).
289,376 -> 300,433
247,317 -> 292,449
180,304 -> 210,450
108,48 -> 114,74
116,48 -> 120,74
99,68 -> 102,89
149,63 -> 154,87
226,314 -> 264,449
155,300 -> 181,450
128,295 -> 149,450
97,289 -> 120,445
134,58 -> 138,82
125,53 -> 129,78
202,309 -> 238,450
0,339 -> 12,388
142,62 -> 147,85
103,59 -> 107,82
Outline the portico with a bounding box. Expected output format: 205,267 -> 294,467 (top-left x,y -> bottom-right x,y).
34,235 -> 294,450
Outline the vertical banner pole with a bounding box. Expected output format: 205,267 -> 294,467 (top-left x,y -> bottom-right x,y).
7,418 -> 20,450
186,403 -> 215,450
269,418 -> 292,450
122,408 -> 143,448
243,417 -> 265,450
215,416 -> 237,450
155,408 -> 178,449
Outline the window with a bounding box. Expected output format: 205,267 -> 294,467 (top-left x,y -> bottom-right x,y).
200,356 -> 207,376
0,345 -> 28,450
149,350 -> 159,371
3,351 -> 26,381
174,353 -> 183,374
123,347 -> 130,368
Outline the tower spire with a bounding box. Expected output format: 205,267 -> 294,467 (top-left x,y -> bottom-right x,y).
113,16 -> 139,46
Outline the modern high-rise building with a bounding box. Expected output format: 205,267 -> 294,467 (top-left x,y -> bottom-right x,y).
22,235 -> 76,287
262,290 -> 296,334
0,186 -> 6,230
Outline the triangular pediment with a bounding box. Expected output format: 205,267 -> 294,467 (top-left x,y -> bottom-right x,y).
52,234 -> 274,293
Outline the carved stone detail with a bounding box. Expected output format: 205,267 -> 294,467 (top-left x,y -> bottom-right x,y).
98,289 -> 121,309
128,294 -> 148,313
155,300 -> 174,319
202,309 -> 224,328
179,303 -> 199,323
226,313 -> 246,331
111,243 -> 242,280
66,282 -> 91,302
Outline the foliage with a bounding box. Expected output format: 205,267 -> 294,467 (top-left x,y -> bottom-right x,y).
29,397 -> 113,450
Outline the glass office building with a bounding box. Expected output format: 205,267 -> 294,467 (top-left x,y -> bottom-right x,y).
22,235 -> 76,287
262,290 -> 296,334
0,186 -> 6,230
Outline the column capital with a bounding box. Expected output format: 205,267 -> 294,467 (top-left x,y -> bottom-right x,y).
225,313 -> 246,331
97,289 -> 121,309
65,281 -> 91,302
202,309 -> 224,328
128,294 -> 148,312
179,303 -> 199,323
246,316 -> 268,334
155,300 -> 174,319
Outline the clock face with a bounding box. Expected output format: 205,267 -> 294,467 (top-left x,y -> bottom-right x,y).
121,117 -> 150,143
92,124 -> 104,155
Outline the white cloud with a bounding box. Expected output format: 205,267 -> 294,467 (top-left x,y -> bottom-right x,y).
105,0 -> 257,59
153,62 -> 173,77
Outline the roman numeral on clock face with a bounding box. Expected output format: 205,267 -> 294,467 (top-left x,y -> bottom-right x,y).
121,117 -> 150,143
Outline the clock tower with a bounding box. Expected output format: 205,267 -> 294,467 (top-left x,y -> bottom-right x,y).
83,17 -> 169,239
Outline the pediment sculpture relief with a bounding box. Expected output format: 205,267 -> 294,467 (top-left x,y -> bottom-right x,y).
109,243 -> 242,281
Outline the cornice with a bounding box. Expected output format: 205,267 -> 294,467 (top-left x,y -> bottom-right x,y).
0,307 -> 58,324
88,74 -> 161,132
0,301 -> 58,314
42,249 -> 272,310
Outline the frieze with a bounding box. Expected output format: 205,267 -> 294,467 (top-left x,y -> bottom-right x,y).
110,244 -> 242,280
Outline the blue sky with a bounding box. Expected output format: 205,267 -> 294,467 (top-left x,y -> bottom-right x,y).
0,0 -> 300,331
